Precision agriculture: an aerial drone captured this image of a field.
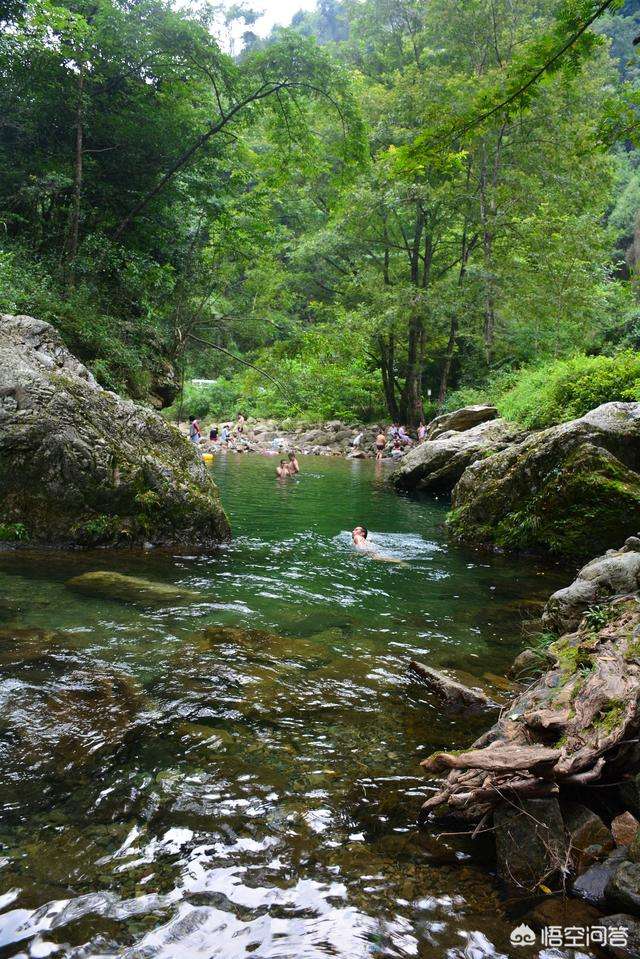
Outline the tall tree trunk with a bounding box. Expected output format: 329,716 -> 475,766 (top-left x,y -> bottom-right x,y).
400,205 -> 427,426
379,334 -> 400,422
438,315 -> 457,407
479,126 -> 505,366
67,64 -> 85,272
438,204 -> 473,405
401,314 -> 425,426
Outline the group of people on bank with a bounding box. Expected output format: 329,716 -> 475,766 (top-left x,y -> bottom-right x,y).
189,414 -> 427,464
375,421 -> 423,460
189,413 -> 246,449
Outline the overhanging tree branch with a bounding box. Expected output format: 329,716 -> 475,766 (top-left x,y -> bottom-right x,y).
185,332 -> 299,409
111,80 -> 284,240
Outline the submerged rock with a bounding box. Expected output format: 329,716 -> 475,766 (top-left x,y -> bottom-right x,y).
494,798 -> 567,891
600,914 -> 640,958
426,405 -> 498,441
409,660 -> 499,712
448,402 -> 640,560
607,861 -> 640,914
66,570 -> 198,606
543,541 -> 640,633
0,314 -> 230,548
0,666 -> 146,795
392,419 -> 524,493
574,848 -> 630,905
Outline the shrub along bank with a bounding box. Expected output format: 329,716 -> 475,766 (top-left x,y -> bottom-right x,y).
445,352 -> 640,430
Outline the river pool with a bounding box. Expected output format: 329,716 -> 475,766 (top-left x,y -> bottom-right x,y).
0,453 -> 572,958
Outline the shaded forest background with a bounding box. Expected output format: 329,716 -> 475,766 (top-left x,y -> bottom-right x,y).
3,0 -> 640,426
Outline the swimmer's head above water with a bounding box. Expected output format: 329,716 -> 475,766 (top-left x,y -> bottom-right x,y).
352,526 -> 368,547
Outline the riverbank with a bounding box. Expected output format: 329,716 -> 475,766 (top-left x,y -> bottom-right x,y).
418,539 -> 640,954
180,418 -> 399,458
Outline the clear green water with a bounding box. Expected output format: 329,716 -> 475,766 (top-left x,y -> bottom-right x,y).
0,454 -> 569,958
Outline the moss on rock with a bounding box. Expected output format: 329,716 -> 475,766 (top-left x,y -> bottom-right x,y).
448,403 -> 640,560
0,315 -> 230,548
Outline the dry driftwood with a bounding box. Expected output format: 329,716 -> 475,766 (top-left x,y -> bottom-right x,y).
420,596 -> 640,821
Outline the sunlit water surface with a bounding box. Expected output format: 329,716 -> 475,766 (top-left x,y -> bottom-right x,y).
0,454 -> 575,958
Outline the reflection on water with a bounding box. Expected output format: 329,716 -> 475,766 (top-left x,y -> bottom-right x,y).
0,454 -> 572,957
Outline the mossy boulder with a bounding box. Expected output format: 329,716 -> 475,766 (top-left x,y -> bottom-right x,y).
66,571 -> 199,606
392,418 -> 525,493
543,540 -> 640,633
448,402 -> 640,559
0,314 -> 230,548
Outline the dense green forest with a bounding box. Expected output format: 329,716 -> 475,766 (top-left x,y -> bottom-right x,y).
2,0 -> 640,425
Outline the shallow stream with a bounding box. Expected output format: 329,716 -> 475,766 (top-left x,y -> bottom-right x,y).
0,454 -> 575,957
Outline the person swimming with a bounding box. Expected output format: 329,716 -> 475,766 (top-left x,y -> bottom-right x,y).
352,526 -> 370,550
276,459 -> 291,478
351,526 -> 404,563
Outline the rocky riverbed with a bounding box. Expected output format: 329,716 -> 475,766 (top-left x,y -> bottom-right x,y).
191,418 -> 393,458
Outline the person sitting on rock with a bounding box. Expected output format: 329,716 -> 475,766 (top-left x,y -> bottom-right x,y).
288,451 -> 300,474
417,421 -> 426,442
209,424 -> 219,442
189,417 -> 201,445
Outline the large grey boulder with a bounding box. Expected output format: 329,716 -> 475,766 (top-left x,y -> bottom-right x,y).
448,402 -> 640,559
0,314 -> 230,548
426,404 -> 498,441
543,539 -> 640,633
392,418 -> 524,493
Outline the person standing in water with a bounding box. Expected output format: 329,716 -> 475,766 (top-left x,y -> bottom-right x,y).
288,451 -> 300,474
189,417 -> 201,445
375,430 -> 386,461
276,459 -> 291,478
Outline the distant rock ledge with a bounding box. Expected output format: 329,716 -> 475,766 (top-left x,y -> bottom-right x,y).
0,314 -> 230,548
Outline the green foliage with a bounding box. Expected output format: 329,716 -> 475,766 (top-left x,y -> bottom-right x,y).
496,352 -> 640,428
0,0 -> 637,428
0,522 -> 29,542
584,603 -> 619,631
168,324 -> 385,423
